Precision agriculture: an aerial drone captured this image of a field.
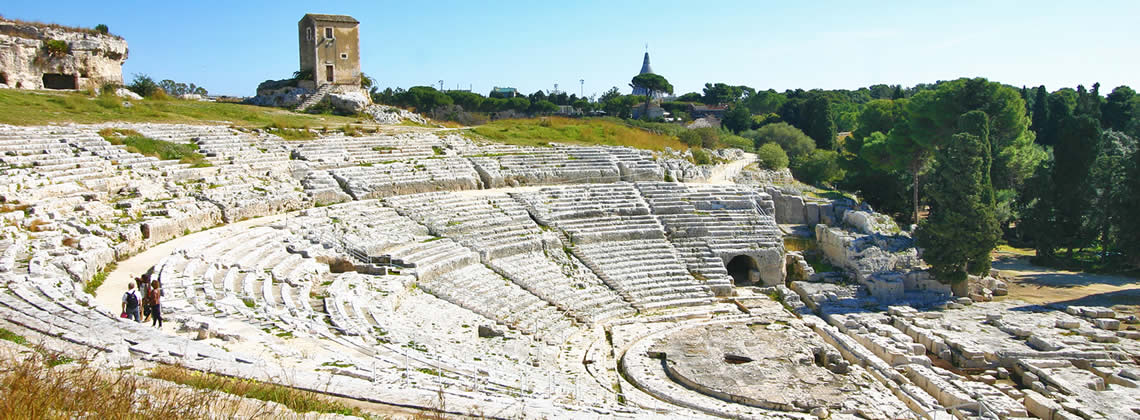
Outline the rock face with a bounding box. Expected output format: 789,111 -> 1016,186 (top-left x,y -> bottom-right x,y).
364,104 -> 430,125
328,91 -> 369,114
0,18 -> 128,90
247,79 -> 311,108
247,80 -> 373,115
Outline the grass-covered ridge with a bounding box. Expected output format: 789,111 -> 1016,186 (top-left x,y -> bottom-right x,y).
98,128 -> 211,167
468,117 -> 688,151
148,365 -> 370,417
0,89 -> 363,128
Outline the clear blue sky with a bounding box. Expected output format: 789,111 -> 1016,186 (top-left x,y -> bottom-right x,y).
5,1 -> 1137,97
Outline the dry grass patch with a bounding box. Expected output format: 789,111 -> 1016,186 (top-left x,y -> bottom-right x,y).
0,350 -> 236,419
149,365 -> 371,417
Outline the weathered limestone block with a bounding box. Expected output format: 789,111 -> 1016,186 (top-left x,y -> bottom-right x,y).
803,202 -> 821,225
1092,318 -> 1120,330
785,251 -> 814,282
783,195 -> 806,224
1027,335 -> 1065,351
328,91 -> 371,114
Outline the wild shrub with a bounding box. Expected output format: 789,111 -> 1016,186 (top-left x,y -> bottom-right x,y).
42,39 -> 70,57
691,148 -> 712,165
127,74 -> 161,98
756,143 -> 789,169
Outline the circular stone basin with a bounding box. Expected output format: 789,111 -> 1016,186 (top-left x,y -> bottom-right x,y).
649,321 -> 852,413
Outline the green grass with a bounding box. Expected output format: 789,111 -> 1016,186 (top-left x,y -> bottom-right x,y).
83,262 -> 116,295
98,128 -> 211,167
469,117 -> 688,152
804,189 -> 857,202
149,365 -> 370,417
0,327 -> 28,345
0,89 -> 361,128
995,244 -> 1035,257
266,127 -> 317,141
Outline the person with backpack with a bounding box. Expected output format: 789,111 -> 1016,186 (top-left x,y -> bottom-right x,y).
148,280 -> 163,328
121,282 -> 141,322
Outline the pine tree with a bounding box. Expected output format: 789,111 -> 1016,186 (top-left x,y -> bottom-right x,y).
916,111 -> 1000,282
1102,86 -> 1135,131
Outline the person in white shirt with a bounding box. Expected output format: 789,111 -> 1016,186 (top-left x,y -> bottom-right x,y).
121,282 -> 141,322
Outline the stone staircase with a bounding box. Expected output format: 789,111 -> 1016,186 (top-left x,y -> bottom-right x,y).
295,84 -> 335,112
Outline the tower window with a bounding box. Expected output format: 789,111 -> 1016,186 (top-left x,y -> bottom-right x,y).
340,53 -> 348,59
325,27 -> 333,38
306,27 -> 313,41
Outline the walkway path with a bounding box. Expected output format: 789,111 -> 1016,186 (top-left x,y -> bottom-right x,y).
993,254 -> 1140,315
93,214 -> 286,324
706,153 -> 756,184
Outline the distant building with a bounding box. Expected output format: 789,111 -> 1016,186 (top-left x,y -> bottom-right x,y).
491,87 -> 519,98
630,51 -> 664,100
555,105 -> 582,116
631,103 -> 665,120
689,104 -> 729,119
298,14 -> 361,88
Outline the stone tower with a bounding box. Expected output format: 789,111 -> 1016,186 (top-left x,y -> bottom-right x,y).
297,14 -> 361,88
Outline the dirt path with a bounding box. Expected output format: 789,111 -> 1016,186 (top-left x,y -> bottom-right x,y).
707,153 -> 756,184
992,254 -> 1140,315
93,214 -> 287,327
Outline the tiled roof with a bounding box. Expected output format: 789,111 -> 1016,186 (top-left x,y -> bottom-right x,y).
303,14 -> 359,24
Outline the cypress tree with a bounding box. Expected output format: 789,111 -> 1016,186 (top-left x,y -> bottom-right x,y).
1120,146 -> 1140,266
916,111 -> 1000,282
1031,86 -> 1049,139
803,94 -> 836,150
1051,114 -> 1101,255
1039,93 -> 1072,147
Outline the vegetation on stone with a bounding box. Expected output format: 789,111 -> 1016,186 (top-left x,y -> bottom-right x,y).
0,89 -> 360,127
148,365 -> 368,417
98,128 -> 211,167
468,117 -> 687,151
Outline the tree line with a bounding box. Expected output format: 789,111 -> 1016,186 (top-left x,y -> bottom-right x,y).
648,77 -> 1139,279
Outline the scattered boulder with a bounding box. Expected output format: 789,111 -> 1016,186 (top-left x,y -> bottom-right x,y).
328,91 -> 370,114
477,325 -> 503,338
115,88 -> 142,100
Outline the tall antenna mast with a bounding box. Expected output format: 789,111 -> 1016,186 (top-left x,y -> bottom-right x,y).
580,79 -> 584,97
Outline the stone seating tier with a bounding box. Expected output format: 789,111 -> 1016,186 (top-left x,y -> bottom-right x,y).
575,240 -> 715,310
419,264 -> 574,339
489,252 -> 635,323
